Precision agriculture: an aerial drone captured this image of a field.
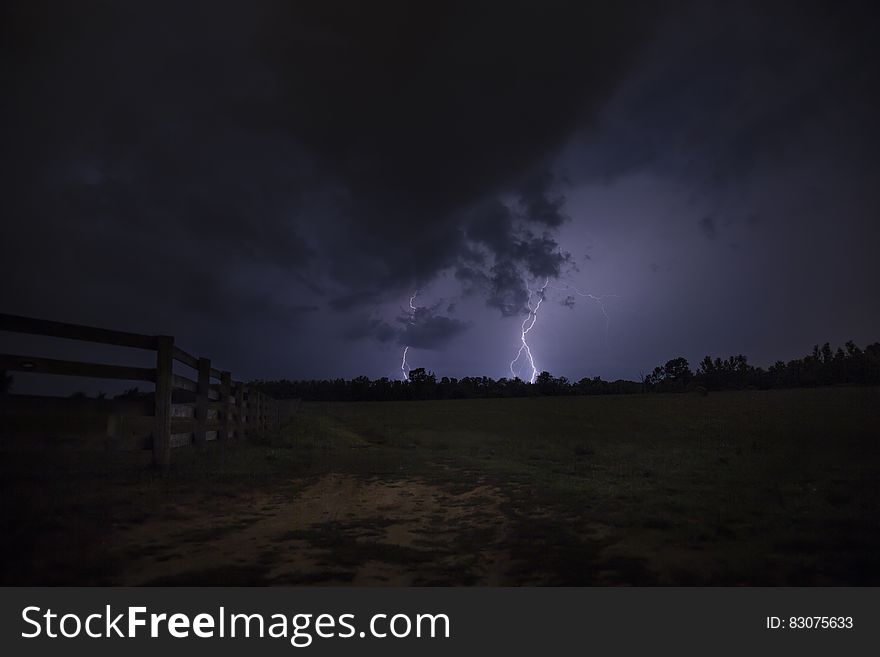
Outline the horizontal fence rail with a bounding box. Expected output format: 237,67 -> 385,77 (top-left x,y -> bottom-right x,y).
0,353 -> 157,383
0,312 -> 283,467
0,313 -> 158,350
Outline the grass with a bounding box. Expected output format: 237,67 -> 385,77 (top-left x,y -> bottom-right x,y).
1,386 -> 878,585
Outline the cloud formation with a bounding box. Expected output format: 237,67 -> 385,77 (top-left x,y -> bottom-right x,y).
346,302 -> 471,351
1,0 -> 660,329
2,1 -> 878,383
398,307 -> 472,351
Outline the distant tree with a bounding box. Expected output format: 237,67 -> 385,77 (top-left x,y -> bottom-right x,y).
250,339 -> 880,402
350,375 -> 371,400
663,357 -> 693,389
408,367 -> 437,399
408,367 -> 432,385
643,358 -> 692,391
866,343 -> 880,384
535,371 -> 554,395
697,356 -> 719,390
115,387 -> 143,399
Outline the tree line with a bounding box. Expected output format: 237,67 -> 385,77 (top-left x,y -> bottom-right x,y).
252,340 -> 880,402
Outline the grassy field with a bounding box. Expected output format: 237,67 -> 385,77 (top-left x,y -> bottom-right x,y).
1,387 -> 879,585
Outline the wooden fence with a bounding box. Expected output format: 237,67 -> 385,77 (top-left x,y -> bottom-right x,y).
0,312 -> 280,467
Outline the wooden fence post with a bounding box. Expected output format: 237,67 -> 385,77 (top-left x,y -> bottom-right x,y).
219,371 -> 232,441
235,382 -> 244,441
153,335 -> 174,468
241,385 -> 249,436
195,357 -> 211,445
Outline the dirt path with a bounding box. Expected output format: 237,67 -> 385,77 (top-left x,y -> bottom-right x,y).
110,474 -> 514,585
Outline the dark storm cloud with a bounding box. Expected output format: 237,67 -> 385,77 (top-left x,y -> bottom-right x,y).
0,0 -> 662,334
459,176 -> 572,316
567,1 -> 880,194
485,261 -> 531,317
453,266 -> 489,296
246,0 -> 662,307
457,239 -> 570,317
5,0 -> 876,382
346,304 -> 471,350
513,232 -> 571,279
398,307 -> 472,350
344,317 -> 398,344
549,0 -> 880,381
699,216 -> 717,240
516,172 -> 569,228
0,1 -> 325,330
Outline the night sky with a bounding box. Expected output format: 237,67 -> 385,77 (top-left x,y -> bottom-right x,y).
2,1 -> 879,388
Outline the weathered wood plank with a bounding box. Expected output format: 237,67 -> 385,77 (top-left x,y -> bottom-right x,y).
195,356 -> 210,445
235,382 -> 245,441
171,374 -> 197,392
172,346 -> 198,369
219,371 -> 232,441
0,354 -> 155,382
171,403 -> 194,418
153,336 -> 174,468
1,313 -> 284,456
170,433 -> 192,448
0,313 -> 157,350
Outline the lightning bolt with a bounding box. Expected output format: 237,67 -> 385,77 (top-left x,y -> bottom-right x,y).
400,291 -> 418,381
552,282 -> 619,350
509,277 -> 549,383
